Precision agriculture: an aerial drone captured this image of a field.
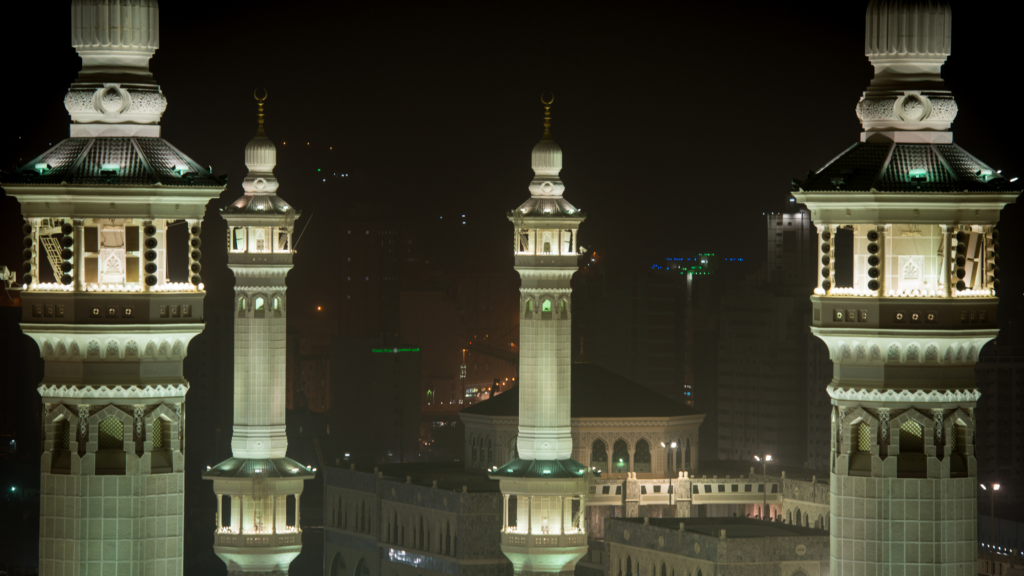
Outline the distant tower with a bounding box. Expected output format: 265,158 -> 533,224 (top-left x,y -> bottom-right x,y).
490,97 -> 590,576
203,93 -> 314,575
0,1 -> 225,574
792,2 -> 1020,576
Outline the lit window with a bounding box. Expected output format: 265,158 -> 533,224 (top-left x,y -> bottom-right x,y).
273,297 -> 281,311
238,297 -> 246,311
542,300 -> 552,313
255,297 -> 265,311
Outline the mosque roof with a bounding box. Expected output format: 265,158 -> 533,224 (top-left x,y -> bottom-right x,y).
222,192 -> 296,216
795,142 -> 1017,194
0,137 -> 226,188
202,456 -> 316,480
488,457 -> 590,479
461,363 -> 702,419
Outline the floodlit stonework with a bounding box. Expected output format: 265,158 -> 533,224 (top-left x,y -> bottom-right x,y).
488,98 -> 590,576
202,93 -> 314,575
0,1 -> 226,574
792,2 -> 1021,576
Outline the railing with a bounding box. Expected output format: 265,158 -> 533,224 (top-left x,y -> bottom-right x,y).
501,533 -> 587,548
214,531 -> 302,548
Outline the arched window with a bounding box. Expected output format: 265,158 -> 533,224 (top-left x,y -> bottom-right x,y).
953,420 -> 968,453
238,297 -> 246,311
255,229 -> 266,252
591,440 -> 608,471
330,553 -> 348,576
273,297 -> 281,311
899,421 -> 924,453
542,231 -> 552,254
626,556 -> 633,576
542,300 -> 552,313
254,297 -> 265,311
855,422 -> 871,452
661,563 -> 667,576
634,439 -> 651,473
51,418 -> 72,474
684,438 -> 691,469
233,227 -> 245,251
560,300 -> 567,313
612,440 -> 629,472
527,300 -> 533,313
354,558 -> 370,576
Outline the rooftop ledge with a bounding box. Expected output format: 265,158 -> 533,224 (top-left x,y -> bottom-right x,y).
815,287 -> 993,298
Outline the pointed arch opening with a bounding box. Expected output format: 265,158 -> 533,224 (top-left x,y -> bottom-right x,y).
634,439 -> 651,473
591,439 -> 608,472
612,440 -> 629,473
96,415 -> 126,475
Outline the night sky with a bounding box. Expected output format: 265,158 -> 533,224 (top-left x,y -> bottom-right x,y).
1,2 -> 1022,316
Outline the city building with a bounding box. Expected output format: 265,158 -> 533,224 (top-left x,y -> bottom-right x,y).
0,1 -> 227,573
974,342 -> 1024,521
202,94 -> 314,574
791,2 -> 1021,575
601,517 -> 829,576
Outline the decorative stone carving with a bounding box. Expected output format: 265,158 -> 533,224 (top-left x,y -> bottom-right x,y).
879,408 -> 890,442
856,98 -> 899,121
100,87 -> 126,112
930,98 -> 958,121
134,406 -> 145,436
69,341 -> 80,357
57,341 -> 67,357
898,95 -> 926,121
106,339 -> 119,358
127,91 -> 167,114
64,90 -> 94,113
38,383 -> 189,399
86,340 -> 100,357
78,405 -> 89,436
933,409 -> 944,444
125,341 -> 139,357
827,385 -> 980,404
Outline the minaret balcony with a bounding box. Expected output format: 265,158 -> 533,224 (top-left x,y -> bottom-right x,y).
501,531 -> 587,548
214,528 -> 302,548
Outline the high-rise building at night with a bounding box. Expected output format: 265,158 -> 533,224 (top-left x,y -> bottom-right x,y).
489,99 -> 590,576
792,2 -> 1021,575
0,1 -> 227,573
202,95 -> 314,574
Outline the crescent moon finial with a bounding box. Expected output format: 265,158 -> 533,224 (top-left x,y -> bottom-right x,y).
540,92 -> 554,141
254,88 -> 268,135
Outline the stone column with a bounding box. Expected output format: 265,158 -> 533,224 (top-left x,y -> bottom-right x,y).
73,218 -> 85,291
502,494 -> 508,530
216,494 -> 222,530
272,495 -> 277,534
628,448 -> 635,473
527,496 -> 533,534
295,493 -> 301,529
941,225 -> 953,297
558,495 -> 564,534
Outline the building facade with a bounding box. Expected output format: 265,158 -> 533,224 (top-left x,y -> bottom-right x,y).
0,1 -> 227,573
202,95 -> 314,574
792,2 -> 1021,575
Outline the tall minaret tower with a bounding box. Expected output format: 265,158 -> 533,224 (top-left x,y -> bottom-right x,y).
792,2 -> 1019,576
203,93 -> 314,576
0,1 -> 225,574
490,98 -> 590,576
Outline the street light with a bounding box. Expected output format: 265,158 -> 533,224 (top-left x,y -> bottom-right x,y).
980,483 -> 1001,548
754,454 -> 772,521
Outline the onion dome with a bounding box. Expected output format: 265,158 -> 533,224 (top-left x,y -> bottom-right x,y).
513,95 -> 581,217
245,92 -> 277,174
227,91 -> 293,213
857,0 -> 956,134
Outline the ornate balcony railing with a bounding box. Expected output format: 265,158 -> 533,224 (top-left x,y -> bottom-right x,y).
214,531 -> 301,548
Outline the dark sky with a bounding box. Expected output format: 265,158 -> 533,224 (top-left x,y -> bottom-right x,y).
2,1 -> 1022,316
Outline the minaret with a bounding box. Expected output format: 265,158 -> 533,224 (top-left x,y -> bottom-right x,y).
203,93 -> 313,576
0,1 -> 225,574
490,97 -> 590,576
792,3 -> 1020,576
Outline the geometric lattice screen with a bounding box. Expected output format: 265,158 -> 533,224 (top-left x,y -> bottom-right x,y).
899,420 -> 924,452
152,418 -> 163,449
857,422 -> 871,452
950,423 -> 957,451
98,416 -> 124,449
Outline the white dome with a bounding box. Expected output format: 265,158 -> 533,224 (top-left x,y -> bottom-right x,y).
865,0 -> 950,58
245,136 -> 276,172
531,140 -> 562,177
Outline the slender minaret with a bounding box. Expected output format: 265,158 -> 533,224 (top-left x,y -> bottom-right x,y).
203,93 -> 313,576
0,2 -> 225,574
792,3 -> 1020,576
490,97 -> 590,576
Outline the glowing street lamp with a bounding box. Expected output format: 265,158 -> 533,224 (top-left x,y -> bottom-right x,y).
754,454 -> 772,520
980,483 -> 1001,547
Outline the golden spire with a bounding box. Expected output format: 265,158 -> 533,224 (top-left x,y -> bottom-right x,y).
254,88 -> 268,137
541,93 -> 554,142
